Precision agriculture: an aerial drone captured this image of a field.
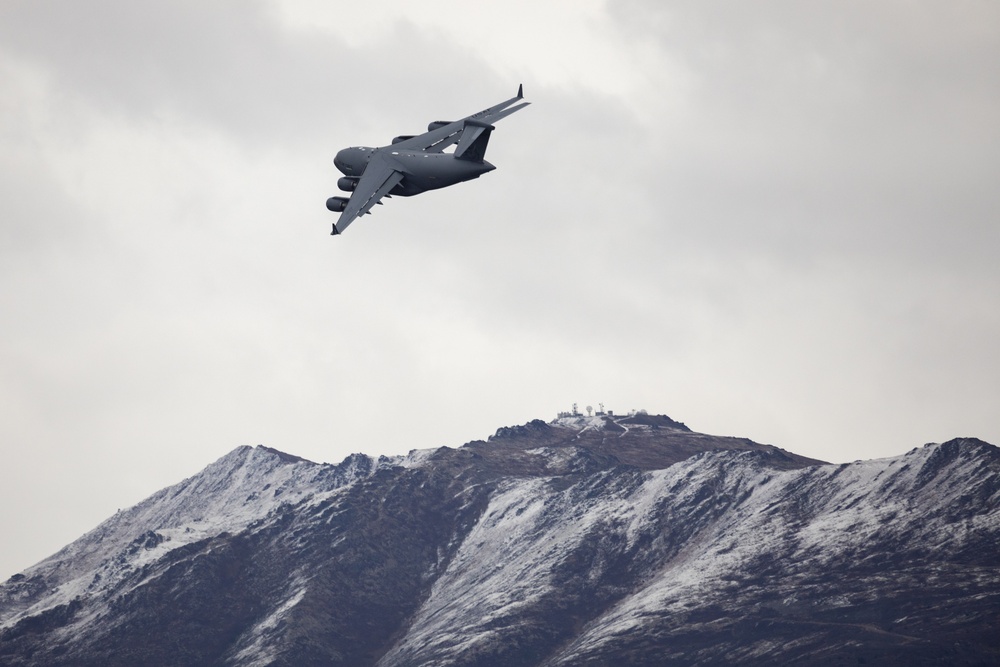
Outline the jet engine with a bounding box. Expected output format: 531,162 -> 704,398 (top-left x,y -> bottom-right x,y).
427,120 -> 453,131
326,196 -> 350,212
391,135 -> 415,144
337,177 -> 359,192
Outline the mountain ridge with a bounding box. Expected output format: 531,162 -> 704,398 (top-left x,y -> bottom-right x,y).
2,415 -> 998,665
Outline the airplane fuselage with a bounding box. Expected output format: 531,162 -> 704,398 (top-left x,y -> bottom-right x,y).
334,146 -> 495,197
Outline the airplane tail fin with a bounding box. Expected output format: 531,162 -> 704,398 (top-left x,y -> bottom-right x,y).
454,119 -> 494,162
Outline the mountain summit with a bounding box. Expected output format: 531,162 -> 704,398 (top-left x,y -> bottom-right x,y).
2,414 -> 998,665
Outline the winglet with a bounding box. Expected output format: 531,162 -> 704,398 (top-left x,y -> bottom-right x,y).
517,83 -> 523,99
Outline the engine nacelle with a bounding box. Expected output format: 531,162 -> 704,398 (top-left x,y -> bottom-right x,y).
391,135 -> 415,144
337,177 -> 359,192
427,120 -> 453,131
326,196 -> 350,213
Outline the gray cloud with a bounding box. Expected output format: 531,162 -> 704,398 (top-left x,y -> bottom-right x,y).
1,0 -> 997,579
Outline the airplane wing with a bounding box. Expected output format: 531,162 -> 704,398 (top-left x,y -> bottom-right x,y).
333,152 -> 404,235
389,84 -> 530,153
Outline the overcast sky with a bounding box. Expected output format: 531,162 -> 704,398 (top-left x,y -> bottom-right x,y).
2,0 -> 998,579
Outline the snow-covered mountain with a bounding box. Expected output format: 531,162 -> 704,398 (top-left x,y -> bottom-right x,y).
2,414 -> 998,666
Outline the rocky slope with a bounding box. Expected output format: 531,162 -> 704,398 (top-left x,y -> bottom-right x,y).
1,414 -> 998,666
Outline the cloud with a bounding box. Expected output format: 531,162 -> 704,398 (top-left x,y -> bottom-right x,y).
607,0 -> 1000,264
1,0 -> 998,580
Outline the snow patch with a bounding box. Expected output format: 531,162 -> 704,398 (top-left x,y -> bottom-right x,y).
551,415 -> 607,432
228,583 -> 309,666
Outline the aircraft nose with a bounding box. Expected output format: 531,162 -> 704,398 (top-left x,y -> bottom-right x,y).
333,149 -> 348,172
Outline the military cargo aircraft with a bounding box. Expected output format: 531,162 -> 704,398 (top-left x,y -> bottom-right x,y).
326,85 -> 529,235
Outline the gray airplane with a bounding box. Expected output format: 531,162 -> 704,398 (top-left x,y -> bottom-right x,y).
326,85 -> 530,235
